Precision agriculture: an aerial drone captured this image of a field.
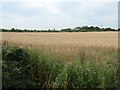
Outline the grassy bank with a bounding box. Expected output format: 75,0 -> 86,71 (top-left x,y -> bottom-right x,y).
2,42 -> 118,89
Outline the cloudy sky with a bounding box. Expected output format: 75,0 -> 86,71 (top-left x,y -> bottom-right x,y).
0,0 -> 119,30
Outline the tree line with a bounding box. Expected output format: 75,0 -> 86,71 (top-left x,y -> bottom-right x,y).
0,26 -> 119,32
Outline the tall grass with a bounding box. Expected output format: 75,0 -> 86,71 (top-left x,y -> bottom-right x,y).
2,42 -> 118,89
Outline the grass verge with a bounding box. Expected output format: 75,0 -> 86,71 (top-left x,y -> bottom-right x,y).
2,43 -> 118,89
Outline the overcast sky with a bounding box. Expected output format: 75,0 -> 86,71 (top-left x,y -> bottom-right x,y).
0,0 -> 119,30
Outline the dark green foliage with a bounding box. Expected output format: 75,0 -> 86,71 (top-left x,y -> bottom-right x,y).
5,47 -> 28,62
1,26 -> 118,32
2,45 -> 34,89
2,44 -> 64,89
54,61 -> 117,88
2,44 -> 118,89
61,28 -> 72,32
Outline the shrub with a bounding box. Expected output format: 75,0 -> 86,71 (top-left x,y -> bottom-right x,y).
2,44 -> 64,89
54,60 -> 117,88
2,45 -> 32,89
2,44 -> 118,89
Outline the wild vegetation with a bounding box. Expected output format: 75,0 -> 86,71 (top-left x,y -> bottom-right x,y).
2,40 -> 118,89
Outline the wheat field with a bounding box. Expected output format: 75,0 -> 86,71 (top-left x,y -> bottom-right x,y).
2,32 -> 118,88
2,32 -> 118,48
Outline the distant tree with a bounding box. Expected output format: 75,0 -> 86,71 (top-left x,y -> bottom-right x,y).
61,28 -> 72,32
11,28 -> 15,32
1,26 -> 117,32
118,28 -> 120,31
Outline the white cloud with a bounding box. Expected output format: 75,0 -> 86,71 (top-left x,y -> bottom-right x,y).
1,0 -> 118,29
96,15 -> 117,23
22,0 -> 63,15
0,0 -> 119,2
